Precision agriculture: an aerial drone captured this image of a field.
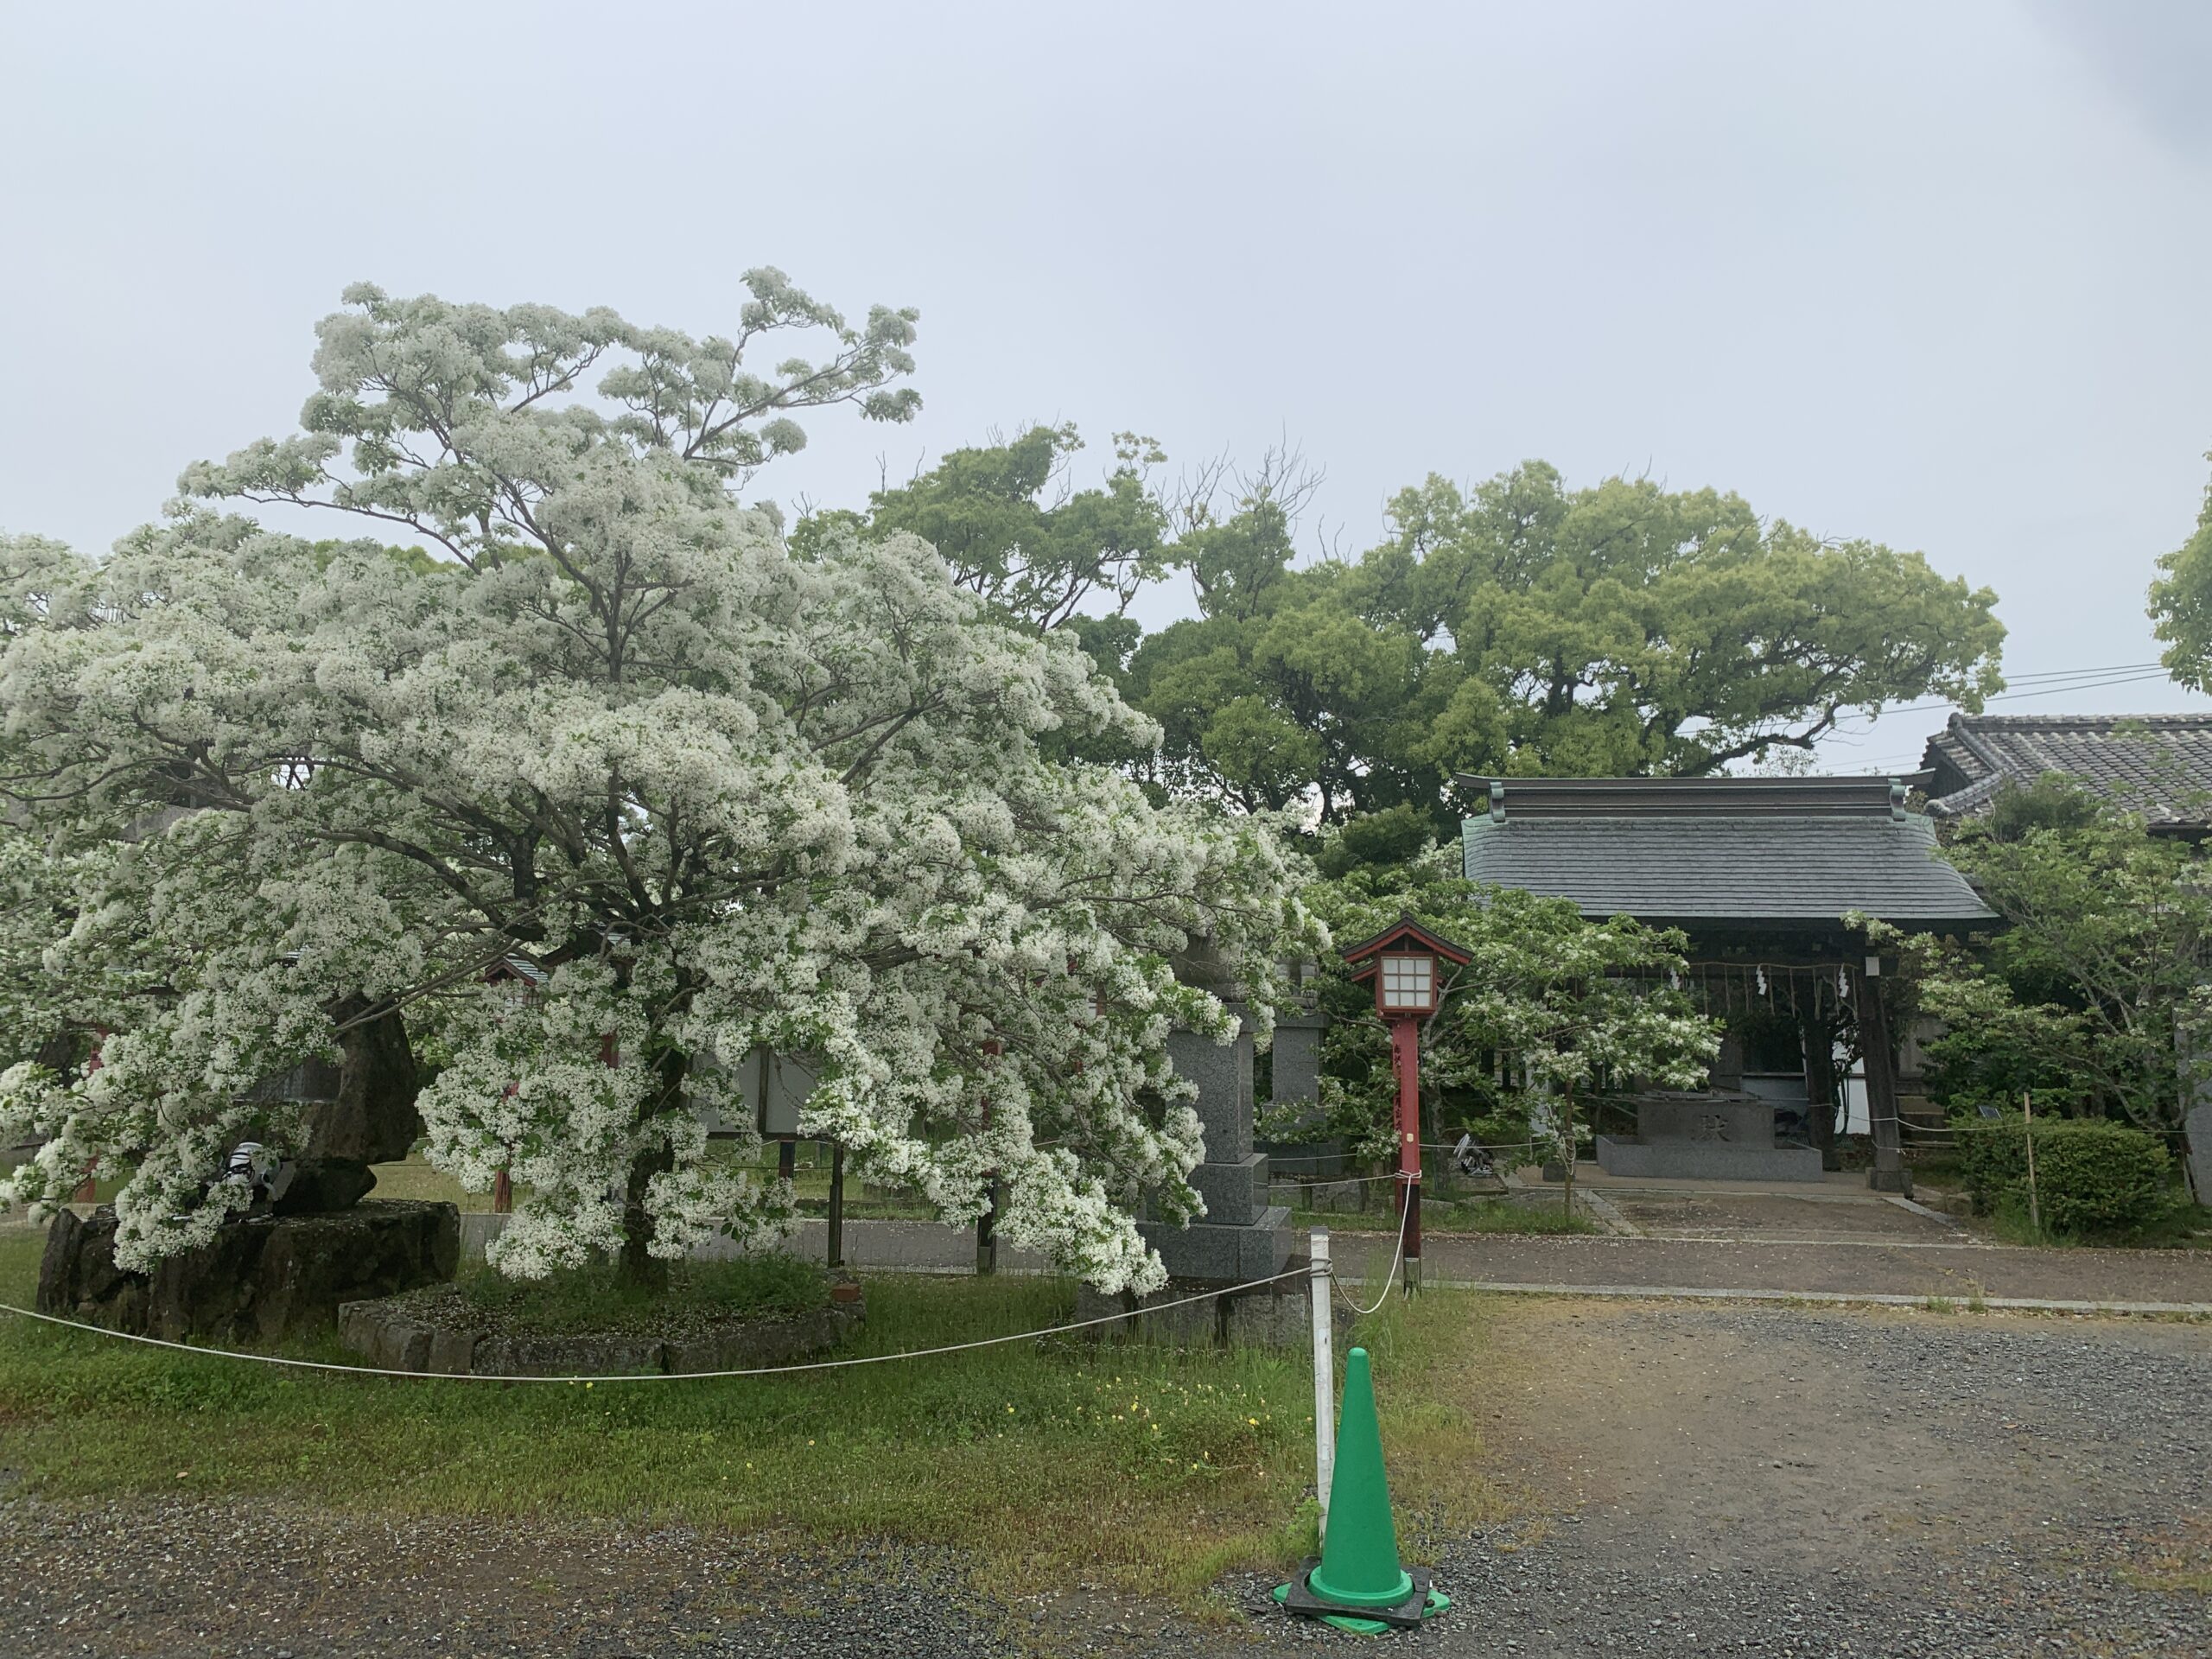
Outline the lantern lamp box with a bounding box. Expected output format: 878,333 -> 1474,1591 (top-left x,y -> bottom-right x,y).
1338,915 -> 1472,1018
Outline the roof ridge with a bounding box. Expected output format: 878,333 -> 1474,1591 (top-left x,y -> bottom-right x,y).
1939,713 -> 2008,780
1949,711 -> 2212,730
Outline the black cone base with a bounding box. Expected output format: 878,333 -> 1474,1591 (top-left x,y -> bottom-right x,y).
1275,1558 -> 1436,1630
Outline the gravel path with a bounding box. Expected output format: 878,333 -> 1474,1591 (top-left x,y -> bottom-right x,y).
1332,1231 -> 2212,1306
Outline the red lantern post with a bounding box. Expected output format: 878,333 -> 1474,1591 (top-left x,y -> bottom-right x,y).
1341,918 -> 1471,1295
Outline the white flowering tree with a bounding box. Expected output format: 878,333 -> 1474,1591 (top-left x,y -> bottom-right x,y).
1302,847 -> 1719,1209
0,276 -> 1307,1293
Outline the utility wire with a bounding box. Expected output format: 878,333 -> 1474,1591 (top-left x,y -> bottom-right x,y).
1835,668 -> 2176,726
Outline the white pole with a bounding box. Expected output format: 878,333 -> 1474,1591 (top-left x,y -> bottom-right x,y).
1309,1225 -> 1336,1543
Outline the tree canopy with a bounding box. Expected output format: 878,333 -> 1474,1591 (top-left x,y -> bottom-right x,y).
1125,461 -> 2004,823
795,423 -> 1173,637
801,433 -> 2007,828
0,278 -> 1308,1294
1879,781 -> 2211,1135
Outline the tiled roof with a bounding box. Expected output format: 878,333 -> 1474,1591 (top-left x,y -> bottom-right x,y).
1921,714 -> 2212,827
1457,774 -> 1995,931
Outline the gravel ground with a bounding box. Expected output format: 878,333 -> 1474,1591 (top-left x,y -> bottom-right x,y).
1332,1231 -> 2212,1306
1230,1302 -> 2212,1657
1,1300 -> 2204,1656
0,1503 -> 1033,1658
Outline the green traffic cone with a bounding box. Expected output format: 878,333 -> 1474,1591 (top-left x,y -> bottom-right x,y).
1310,1345 -> 1413,1607
1272,1345 -> 1447,1633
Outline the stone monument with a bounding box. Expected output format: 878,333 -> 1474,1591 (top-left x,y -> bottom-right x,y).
1594,1089 -> 1824,1183
1081,940 -> 1301,1344
1258,986 -> 1342,1179
37,997 -> 458,1340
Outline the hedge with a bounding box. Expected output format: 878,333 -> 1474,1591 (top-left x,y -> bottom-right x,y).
1954,1112 -> 2172,1236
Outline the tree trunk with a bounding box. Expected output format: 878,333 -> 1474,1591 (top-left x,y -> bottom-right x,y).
618,1140 -> 674,1291
1560,1088 -> 1577,1218
617,1047 -> 688,1292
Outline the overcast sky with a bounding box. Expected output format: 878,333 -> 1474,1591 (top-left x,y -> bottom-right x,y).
4,0 -> 2209,773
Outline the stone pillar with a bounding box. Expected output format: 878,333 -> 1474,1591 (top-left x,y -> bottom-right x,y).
2185,1103 -> 2212,1206
1710,1029 -> 1746,1093
1269,1013 -> 1325,1122
1136,943 -> 1291,1286
1256,1005 -> 1337,1178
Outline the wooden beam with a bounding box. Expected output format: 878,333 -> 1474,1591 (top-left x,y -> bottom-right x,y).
1799,1006 -> 1840,1173
1859,972 -> 1911,1195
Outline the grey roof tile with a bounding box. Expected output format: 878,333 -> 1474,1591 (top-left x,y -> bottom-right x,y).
1460,812 -> 1994,927
1923,713 -> 2212,826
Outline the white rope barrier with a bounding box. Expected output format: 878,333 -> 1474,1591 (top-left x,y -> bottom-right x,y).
0,1265 -> 1309,1385
1337,1189 -> 1411,1319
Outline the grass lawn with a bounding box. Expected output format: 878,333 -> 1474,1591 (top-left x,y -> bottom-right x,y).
0,1232 -> 1510,1609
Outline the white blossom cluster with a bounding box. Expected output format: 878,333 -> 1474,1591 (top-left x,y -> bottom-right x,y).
0,281 -> 1310,1291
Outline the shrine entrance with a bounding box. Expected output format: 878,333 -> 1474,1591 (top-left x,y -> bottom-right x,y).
1459,773 -> 1997,1197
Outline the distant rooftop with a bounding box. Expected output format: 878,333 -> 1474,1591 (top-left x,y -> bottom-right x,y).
1455,773 -> 1996,934
1921,713 -> 2212,830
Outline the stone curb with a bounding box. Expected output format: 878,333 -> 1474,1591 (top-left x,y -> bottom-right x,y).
336,1289 -> 865,1376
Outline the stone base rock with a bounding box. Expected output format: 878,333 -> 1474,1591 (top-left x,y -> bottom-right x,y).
1075,1262 -> 1312,1348
1595,1133 -> 1824,1183
38,1199 -> 459,1344
337,1280 -> 866,1376
271,1157 -> 378,1215
1138,1202 -> 1291,1282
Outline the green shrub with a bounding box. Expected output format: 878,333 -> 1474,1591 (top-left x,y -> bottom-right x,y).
457,1254 -> 829,1333
1955,1111 -> 2173,1236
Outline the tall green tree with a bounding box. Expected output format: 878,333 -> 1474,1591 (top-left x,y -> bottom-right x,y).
794,423 -> 1172,641
2148,451 -> 2212,688
1128,461 -> 2005,821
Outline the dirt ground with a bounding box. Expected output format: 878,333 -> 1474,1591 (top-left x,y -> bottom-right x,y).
1601,1186 -> 1970,1243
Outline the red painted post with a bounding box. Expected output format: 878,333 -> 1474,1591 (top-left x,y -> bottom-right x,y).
1390,1016 -> 1422,1293
495,1080 -> 518,1211
1340,919 -> 1468,1300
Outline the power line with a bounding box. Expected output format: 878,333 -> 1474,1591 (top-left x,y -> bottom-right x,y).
1990,661 -> 2160,684
1835,668 -> 2175,726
